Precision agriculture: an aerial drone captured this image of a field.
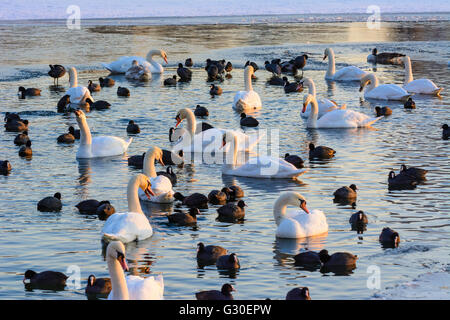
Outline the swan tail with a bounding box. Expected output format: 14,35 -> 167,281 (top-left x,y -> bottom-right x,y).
401,94 -> 413,102
102,233 -> 121,243
101,63 -> 112,72
293,168 -> 309,178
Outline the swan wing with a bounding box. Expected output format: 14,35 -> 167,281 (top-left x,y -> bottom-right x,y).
66,86 -> 89,104
101,56 -> 149,74
317,109 -> 381,128
333,66 -> 367,81
233,90 -> 262,111
404,79 -> 441,95
91,136 -> 132,157
224,156 -> 307,178
126,274 -> 164,300
276,209 -> 328,239
101,212 -> 153,244
365,84 -> 410,100
301,98 -> 337,118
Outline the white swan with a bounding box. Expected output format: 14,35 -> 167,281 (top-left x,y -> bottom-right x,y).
106,241 -> 164,300
300,77 -> 346,118
138,147 -> 174,204
222,131 -> 307,179
360,73 -> 411,101
125,60 -> 151,81
172,108 -> 264,154
303,94 -> 381,128
74,110 -> 132,159
233,66 -> 262,111
274,192 -> 328,239
403,56 -> 442,96
324,48 -> 367,81
66,67 -> 94,106
102,174 -> 154,244
102,49 -> 168,74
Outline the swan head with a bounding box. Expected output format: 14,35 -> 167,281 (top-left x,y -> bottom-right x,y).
145,146 -> 165,166
359,74 -> 373,92
302,94 -> 315,113
74,109 -> 86,122
106,241 -> 129,271
135,173 -> 155,198
146,49 -> 168,64
175,108 -> 191,127
323,48 -> 332,60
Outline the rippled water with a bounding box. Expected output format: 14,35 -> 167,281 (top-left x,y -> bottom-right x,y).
0,16 -> 449,300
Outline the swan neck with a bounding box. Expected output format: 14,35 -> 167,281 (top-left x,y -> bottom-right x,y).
185,110 -> 196,137
305,79 -> 316,97
273,195 -> 291,226
367,74 -> 378,91
326,50 -> 335,78
107,255 -> 129,300
404,57 -> 413,85
127,176 -> 143,213
244,68 -> 253,91
78,117 -> 92,145
306,97 -> 319,128
69,68 -> 78,88
143,150 -> 157,178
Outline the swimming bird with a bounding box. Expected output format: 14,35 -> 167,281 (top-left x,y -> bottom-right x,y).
126,120 -> 140,134
56,95 -> 71,112
283,77 -> 303,93
360,73 -> 411,101
14,131 -> 30,145
57,130 -> 75,143
167,207 -> 198,226
177,63 -> 192,81
4,112 -> 21,122
89,100 -> 111,111
101,174 -> 155,244
294,251 -> 322,268
217,200 -> 246,222
333,184 -> 358,202
65,67 -> 94,108
375,106 -> 392,116
318,250 -> 358,271
197,242 -> 228,266
48,64 -> 66,85
388,171 -> 418,190
268,75 -> 285,86
208,189 -> 229,205
443,124 -> 449,139
228,186 -> 244,201
309,143 -> 335,160
233,66 -> 262,111
157,166 -> 177,185
18,86 -> 41,99
69,126 -> 80,139
379,227 -> 400,248
125,60 -> 150,81
105,241 -> 164,300
324,48 -> 367,81
139,147 -> 174,203
196,283 -> 235,300
404,98 -> 416,109
23,270 -> 67,291
284,153 -> 304,169
303,94 -> 380,128
194,105 -> 209,117
174,192 -> 208,208
206,64 -> 220,81
300,77 -> 344,119
349,210 -> 368,228
74,110 -> 132,158
103,49 -> 168,74
87,80 -> 101,93
185,58 -> 193,67
221,132 -> 307,179
210,84 -> 222,96
76,199 -> 113,214
216,253 -> 240,270
99,77 -> 115,87
240,113 -> 259,127
0,160 -> 12,175
85,275 -> 111,299
367,48 -> 405,65
273,192 -> 328,239
18,140 -> 32,157
399,164 -> 427,181
402,56 -> 442,96
97,202 -> 116,221
286,287 -> 311,300
5,118 -> 28,132
164,75 -> 177,86
37,192 -> 62,212
117,87 -> 130,97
